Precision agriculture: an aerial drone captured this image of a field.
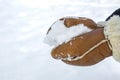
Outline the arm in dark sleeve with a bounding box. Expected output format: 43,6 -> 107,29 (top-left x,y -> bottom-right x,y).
106,8 -> 120,21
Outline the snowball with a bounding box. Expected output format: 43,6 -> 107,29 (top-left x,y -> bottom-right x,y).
44,19 -> 92,46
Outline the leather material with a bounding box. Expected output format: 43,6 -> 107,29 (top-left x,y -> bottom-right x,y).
49,17 -> 112,66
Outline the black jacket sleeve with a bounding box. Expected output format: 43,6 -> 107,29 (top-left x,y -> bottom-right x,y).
106,8 -> 120,21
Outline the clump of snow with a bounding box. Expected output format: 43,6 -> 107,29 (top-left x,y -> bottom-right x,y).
44,19 -> 93,46
97,21 -> 106,27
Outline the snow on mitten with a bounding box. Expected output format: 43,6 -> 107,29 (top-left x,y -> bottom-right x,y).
44,17 -> 112,66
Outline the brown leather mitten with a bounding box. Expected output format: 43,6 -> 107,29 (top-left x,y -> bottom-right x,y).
45,17 -> 112,66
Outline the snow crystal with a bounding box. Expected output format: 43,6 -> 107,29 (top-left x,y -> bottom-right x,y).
70,41 -> 72,45
80,36 -> 84,39
44,19 -> 92,46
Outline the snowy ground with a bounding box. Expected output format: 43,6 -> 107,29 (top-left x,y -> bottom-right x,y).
0,0 -> 120,80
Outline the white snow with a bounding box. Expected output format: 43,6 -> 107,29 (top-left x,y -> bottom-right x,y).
97,21 -> 106,27
0,0 -> 120,80
44,19 -> 92,46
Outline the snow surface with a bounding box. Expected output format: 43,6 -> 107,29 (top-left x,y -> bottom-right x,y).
44,19 -> 92,46
0,0 -> 120,80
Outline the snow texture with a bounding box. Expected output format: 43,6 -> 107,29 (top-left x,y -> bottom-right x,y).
0,0 -> 120,80
44,19 -> 92,46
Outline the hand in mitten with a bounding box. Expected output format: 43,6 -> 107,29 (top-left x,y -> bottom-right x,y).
44,17 -> 113,66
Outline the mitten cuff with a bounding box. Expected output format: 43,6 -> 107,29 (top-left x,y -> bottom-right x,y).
104,15 -> 120,62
